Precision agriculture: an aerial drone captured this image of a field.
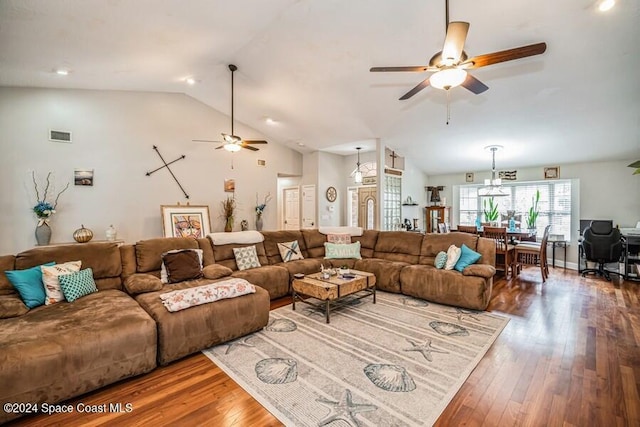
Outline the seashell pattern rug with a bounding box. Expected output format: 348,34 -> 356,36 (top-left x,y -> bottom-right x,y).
203,291 -> 509,426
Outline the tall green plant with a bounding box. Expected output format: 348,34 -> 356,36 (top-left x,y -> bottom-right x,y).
483,197 -> 499,223
526,190 -> 540,229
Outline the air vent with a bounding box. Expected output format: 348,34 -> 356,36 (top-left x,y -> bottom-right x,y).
49,129 -> 72,143
257,159 -> 266,167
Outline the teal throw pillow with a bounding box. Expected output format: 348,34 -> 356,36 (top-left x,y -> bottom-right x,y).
59,268 -> 98,302
454,244 -> 482,272
5,262 -> 55,308
434,251 -> 448,269
324,241 -> 362,259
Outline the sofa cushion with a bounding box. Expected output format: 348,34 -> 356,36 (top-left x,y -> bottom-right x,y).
233,246 -> 262,271
0,290 -> 157,423
354,258 -> 407,293
231,265 -> 291,299
124,273 -> 164,295
325,241 -> 362,259
352,230 -> 379,258
4,262 -> 54,308
0,294 -> 29,319
301,229 -> 326,258
15,242 -> 123,291
0,255 -> 17,296
373,231 -> 423,263
277,240 -> 304,262
135,237 -> 198,273
42,261 -> 82,305
203,264 -> 233,280
400,265 -> 492,310
274,258 -> 324,282
419,232 -> 479,265
261,230 -> 308,264
454,244 -> 482,272
161,249 -> 203,283
59,268 -> 99,302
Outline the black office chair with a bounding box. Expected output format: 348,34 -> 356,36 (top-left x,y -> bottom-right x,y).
581,220 -> 623,280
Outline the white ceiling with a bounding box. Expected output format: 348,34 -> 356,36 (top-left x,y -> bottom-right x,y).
1,0 -> 639,174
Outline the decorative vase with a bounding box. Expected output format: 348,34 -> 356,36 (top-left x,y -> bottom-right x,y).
106,224 -> 117,241
225,217 -> 233,232
256,215 -> 263,231
35,222 -> 51,246
73,224 -> 94,243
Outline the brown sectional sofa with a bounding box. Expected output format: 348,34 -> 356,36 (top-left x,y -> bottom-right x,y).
0,229 -> 495,423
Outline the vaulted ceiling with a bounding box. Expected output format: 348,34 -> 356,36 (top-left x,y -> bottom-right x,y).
1,0 -> 638,174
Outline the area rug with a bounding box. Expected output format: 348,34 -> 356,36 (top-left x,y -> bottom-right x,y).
203,292 -> 509,426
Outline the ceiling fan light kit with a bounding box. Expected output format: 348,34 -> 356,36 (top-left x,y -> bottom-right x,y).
370,0 -> 547,123
193,64 -> 268,152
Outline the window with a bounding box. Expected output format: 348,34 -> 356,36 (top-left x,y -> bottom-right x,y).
383,175 -> 401,230
458,180 -> 572,240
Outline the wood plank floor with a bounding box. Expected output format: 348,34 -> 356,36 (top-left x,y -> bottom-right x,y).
8,267 -> 640,426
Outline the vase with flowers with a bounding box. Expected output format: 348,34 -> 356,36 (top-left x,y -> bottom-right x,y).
221,196 -> 236,232
32,171 -> 69,245
255,192 -> 272,231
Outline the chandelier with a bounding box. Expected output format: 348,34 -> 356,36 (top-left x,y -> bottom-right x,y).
478,145 -> 508,197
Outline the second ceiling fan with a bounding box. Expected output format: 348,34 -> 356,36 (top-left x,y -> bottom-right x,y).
370,0 -> 547,100
193,64 -> 267,152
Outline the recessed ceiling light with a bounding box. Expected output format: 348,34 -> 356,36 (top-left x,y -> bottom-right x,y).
185,77 -> 196,85
265,117 -> 277,125
297,142 -> 305,147
598,0 -> 615,12
55,69 -> 69,76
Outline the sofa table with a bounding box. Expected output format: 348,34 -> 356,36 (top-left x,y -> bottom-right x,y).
292,270 -> 376,323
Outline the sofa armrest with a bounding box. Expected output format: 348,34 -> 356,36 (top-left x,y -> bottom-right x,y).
0,294 -> 29,319
462,264 -> 496,279
124,273 -> 163,295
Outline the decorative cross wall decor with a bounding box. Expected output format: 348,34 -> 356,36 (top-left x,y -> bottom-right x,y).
145,145 -> 189,199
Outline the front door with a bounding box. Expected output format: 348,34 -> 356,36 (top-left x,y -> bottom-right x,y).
358,186 -> 377,230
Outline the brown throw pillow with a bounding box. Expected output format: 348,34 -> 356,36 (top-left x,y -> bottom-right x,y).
202,264 -> 233,280
162,250 -> 203,283
124,274 -> 164,295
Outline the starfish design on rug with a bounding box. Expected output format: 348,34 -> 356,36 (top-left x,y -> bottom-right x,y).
452,308 -> 482,322
316,389 -> 377,427
224,336 -> 254,355
403,339 -> 449,362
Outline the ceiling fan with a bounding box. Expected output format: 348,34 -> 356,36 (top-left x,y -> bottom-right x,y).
370,0 -> 547,100
193,64 -> 267,152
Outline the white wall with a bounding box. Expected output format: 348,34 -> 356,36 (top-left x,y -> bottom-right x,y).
317,151 -> 346,226
427,159 -> 640,266
0,87 -> 302,253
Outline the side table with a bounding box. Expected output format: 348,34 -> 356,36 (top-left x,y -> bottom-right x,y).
549,240 -> 567,268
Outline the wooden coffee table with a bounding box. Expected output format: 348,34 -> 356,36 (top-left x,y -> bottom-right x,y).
292,270 -> 376,323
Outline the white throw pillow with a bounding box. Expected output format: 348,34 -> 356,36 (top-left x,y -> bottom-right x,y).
233,246 -> 262,271
160,249 -> 203,284
277,240 -> 304,262
41,261 -> 82,305
444,245 -> 462,270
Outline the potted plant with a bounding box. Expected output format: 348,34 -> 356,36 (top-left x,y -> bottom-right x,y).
526,190 -> 540,230
483,197 -> 499,225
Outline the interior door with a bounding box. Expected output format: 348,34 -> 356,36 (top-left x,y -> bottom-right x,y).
282,187 -> 300,230
358,186 -> 377,230
301,184 -> 316,228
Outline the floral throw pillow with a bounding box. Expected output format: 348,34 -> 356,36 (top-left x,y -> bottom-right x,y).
327,233 -> 351,244
41,261 -> 82,305
277,240 -> 304,262
233,246 -> 262,271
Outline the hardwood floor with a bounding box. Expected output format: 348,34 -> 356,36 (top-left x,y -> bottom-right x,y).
8,267 -> 640,426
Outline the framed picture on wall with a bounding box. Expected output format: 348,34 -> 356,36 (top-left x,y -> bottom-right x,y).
544,166 -> 560,179
161,204 -> 211,238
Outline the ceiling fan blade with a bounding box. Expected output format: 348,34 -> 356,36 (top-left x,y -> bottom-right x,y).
399,77 -> 431,100
463,42 -> 547,69
442,21 -> 470,64
461,73 -> 489,94
215,145 -> 225,150
370,66 -> 431,72
243,140 -> 268,144
242,145 -> 260,151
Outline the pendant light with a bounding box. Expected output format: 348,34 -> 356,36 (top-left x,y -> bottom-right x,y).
478,145 -> 508,197
354,147 -> 363,183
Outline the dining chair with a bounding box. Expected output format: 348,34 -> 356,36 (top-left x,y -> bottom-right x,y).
513,225 -> 551,281
482,226 -> 516,278
457,225 -> 479,234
